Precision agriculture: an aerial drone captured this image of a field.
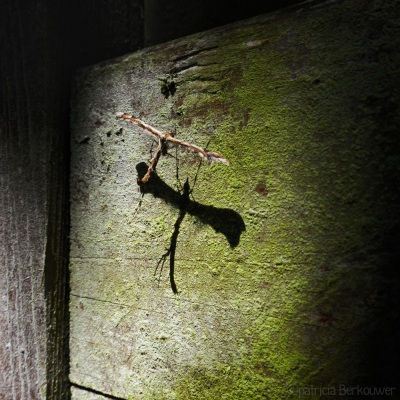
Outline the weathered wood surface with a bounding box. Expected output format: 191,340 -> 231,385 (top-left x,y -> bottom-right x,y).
70,1 -> 400,398
1,2 -> 53,398
0,0 -> 143,398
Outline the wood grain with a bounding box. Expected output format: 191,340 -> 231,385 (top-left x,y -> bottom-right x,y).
0,1 -> 143,398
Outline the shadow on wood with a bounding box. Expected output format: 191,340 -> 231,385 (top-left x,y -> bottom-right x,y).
136,162 -> 246,293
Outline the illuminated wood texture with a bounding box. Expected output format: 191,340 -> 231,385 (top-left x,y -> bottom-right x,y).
69,1 -> 400,398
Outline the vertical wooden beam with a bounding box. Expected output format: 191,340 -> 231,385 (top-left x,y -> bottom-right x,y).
0,1 -> 49,397
0,1 -> 144,399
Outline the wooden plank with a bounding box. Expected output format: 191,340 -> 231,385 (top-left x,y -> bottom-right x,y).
0,1 -> 143,398
70,1 -> 400,398
1,2 -> 52,398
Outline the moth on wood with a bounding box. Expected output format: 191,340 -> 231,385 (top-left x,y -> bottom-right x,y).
116,112 -> 229,185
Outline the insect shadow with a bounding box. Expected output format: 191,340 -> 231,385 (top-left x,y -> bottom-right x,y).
135,161 -> 246,294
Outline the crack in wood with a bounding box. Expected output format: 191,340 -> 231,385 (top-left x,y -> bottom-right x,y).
71,292 -> 237,313
170,61 -> 198,74
172,61 -> 221,75
71,293 -> 130,307
171,45 -> 218,62
183,73 -> 221,82
70,293 -> 171,315
71,382 -> 127,400
71,290 -> 343,329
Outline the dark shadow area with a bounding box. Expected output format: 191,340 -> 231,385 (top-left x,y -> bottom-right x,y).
145,0 -> 307,46
352,95 -> 400,389
136,162 -> 246,293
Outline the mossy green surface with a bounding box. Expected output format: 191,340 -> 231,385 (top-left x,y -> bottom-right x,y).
70,1 -> 399,398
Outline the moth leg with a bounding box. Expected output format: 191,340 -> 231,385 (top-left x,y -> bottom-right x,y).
132,191 -> 144,217
137,139 -> 164,186
173,146 -> 185,194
